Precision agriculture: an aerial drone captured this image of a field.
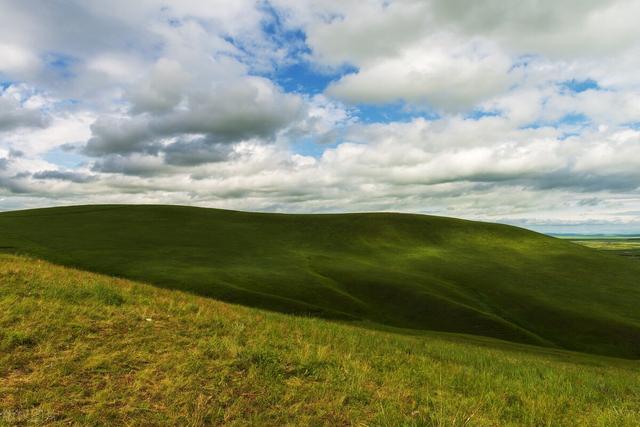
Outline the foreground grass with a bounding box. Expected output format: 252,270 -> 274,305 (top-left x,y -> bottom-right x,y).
1,255 -> 639,426
2,205 -> 640,358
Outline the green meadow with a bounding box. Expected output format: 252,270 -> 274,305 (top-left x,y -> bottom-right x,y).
1,254 -> 639,425
1,205 -> 640,359
1,205 -> 640,425
570,237 -> 640,261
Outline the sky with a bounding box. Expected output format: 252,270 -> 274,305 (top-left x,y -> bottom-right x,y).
1,0 -> 640,233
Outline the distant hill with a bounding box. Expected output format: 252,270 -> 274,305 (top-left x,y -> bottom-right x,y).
1,254 -> 639,425
1,204 -> 640,358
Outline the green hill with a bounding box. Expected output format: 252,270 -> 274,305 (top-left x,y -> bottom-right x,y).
1,254 -> 639,425
1,204 -> 639,358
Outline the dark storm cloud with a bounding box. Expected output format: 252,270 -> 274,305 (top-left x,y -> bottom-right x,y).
91,154 -> 164,177
83,77 -> 305,158
84,117 -> 155,156
530,171 -> 640,193
32,170 -> 97,183
0,174 -> 32,193
455,171 -> 640,194
0,150 -> 22,171
0,96 -> 49,131
576,198 -> 602,207
164,138 -> 234,166
0,0 -> 154,56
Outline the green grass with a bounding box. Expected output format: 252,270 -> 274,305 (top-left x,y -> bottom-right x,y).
1,205 -> 640,359
1,254 -> 639,426
570,238 -> 640,261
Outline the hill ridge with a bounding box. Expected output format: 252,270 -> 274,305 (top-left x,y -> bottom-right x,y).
1,204 -> 639,358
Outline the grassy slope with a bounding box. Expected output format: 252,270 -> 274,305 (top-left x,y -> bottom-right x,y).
1,254 -> 639,426
1,205 -> 640,359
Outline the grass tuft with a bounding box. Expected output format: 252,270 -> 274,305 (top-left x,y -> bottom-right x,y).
93,284 -> 125,306
1,330 -> 36,351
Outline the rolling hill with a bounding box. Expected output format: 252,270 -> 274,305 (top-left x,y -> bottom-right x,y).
1,254 -> 639,425
1,204 -> 639,358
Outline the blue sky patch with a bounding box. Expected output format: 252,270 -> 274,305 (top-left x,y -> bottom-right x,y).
257,3 -> 357,94
273,62 -> 353,94
290,136 -> 340,158
465,109 -> 502,120
558,113 -> 590,126
355,102 -> 440,124
43,52 -> 77,79
44,148 -> 87,169
560,79 -> 600,93
522,113 -> 591,130
623,122 -> 640,130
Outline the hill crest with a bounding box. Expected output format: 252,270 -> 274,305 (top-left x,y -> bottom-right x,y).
1,204 -> 639,358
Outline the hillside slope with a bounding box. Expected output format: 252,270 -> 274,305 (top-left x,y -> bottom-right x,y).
1,205 -> 640,358
1,254 -> 639,425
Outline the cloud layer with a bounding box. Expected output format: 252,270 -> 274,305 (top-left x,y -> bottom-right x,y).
1,0 -> 640,232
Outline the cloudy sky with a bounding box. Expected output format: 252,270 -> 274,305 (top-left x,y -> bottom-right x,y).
1,0 -> 640,233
